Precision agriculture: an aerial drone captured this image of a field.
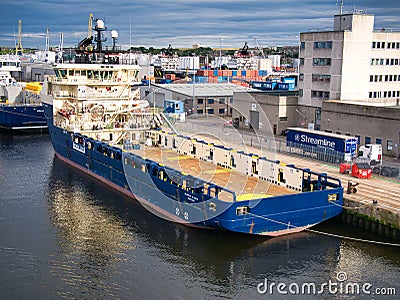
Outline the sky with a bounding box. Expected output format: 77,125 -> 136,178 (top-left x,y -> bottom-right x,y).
0,0 -> 399,50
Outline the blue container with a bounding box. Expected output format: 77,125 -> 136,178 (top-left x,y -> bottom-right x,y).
283,77 -> 296,84
213,70 -> 218,77
241,70 -> 246,76
232,70 -> 237,76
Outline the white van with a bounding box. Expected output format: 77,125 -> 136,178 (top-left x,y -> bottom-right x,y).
358,144 -> 382,165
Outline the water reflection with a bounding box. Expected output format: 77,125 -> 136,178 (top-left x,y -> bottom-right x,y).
47,157 -> 346,299
47,157 -> 135,297
2,132 -> 399,299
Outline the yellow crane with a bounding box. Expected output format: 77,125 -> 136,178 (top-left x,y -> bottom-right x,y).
78,13 -> 93,50
87,13 -> 93,40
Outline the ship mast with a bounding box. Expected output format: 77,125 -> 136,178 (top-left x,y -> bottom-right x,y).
15,19 -> 23,56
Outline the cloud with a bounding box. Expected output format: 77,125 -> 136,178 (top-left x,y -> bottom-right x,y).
0,0 -> 398,49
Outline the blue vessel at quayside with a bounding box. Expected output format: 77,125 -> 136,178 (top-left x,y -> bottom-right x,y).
0,104 -> 46,130
0,55 -> 46,130
41,16 -> 343,236
43,101 -> 343,236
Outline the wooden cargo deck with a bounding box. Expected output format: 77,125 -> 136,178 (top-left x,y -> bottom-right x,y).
130,145 -> 298,200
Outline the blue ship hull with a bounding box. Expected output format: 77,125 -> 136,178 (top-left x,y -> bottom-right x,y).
0,104 -> 47,130
44,102 -> 343,236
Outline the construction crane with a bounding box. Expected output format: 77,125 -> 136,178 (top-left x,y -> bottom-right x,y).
254,37 -> 266,58
15,19 -> 23,55
239,42 -> 249,56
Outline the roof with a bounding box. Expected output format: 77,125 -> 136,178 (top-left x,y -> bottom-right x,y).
325,100 -> 400,109
287,127 -> 357,140
153,83 -> 254,97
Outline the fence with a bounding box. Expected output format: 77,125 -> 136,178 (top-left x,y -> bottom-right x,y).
169,118 -> 400,180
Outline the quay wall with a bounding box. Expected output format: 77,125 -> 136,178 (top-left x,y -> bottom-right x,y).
341,197 -> 400,240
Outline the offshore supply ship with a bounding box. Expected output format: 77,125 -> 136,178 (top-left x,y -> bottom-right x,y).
41,16 -> 344,236
0,55 -> 46,130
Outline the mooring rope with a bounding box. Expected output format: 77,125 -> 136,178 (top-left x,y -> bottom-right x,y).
330,200 -> 369,210
247,212 -> 400,248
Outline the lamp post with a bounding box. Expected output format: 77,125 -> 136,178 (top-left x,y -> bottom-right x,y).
295,109 -> 307,128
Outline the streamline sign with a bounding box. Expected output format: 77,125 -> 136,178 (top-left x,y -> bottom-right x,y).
286,129 -> 357,154
294,133 -> 336,150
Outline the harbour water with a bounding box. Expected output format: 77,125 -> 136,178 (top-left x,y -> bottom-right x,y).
0,132 -> 399,299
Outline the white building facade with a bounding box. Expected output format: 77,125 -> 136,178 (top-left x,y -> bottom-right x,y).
299,12 -> 400,108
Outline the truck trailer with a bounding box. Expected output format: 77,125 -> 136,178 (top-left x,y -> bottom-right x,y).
286,127 -> 358,163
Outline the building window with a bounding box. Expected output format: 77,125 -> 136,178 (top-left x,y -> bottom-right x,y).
207,99 -> 214,104
312,74 -> 331,82
299,89 -> 303,97
376,138 -> 382,145
218,98 -> 225,104
299,73 -> 304,81
218,108 -> 225,114
313,41 -> 332,49
301,42 -> 305,49
300,58 -> 304,65
312,90 -> 318,98
372,42 -> 376,49
313,58 -> 331,66
197,98 -> 203,104
355,135 -> 361,144
229,97 -> 233,104
208,109 -> 214,114
197,109 -> 203,114
370,75 -> 373,82
387,140 -> 394,151
365,136 -> 371,145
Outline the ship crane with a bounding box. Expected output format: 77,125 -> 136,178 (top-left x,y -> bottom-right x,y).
78,13 -> 93,50
239,42 -> 249,56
